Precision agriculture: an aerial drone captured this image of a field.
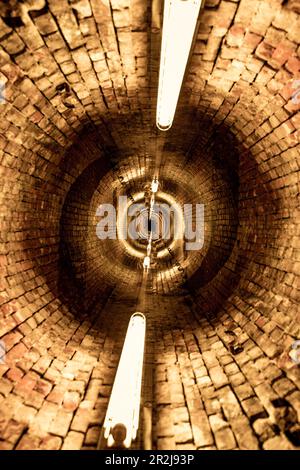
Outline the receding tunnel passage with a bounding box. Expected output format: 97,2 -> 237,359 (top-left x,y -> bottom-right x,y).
0,0 -> 300,452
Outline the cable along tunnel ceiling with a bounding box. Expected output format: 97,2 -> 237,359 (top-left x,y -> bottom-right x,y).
0,0 -> 299,452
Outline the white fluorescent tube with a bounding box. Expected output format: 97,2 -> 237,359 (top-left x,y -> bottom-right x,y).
151,178 -> 159,193
156,0 -> 202,131
103,313 -> 146,448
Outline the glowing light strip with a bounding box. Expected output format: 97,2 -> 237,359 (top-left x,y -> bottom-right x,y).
156,0 -> 202,131
103,313 -> 146,448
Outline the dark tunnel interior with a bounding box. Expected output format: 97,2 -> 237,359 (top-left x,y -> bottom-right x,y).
0,0 -> 299,451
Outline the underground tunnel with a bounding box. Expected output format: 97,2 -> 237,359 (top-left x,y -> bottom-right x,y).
0,0 -> 300,452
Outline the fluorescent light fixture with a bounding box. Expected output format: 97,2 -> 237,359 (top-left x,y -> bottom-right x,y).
103,313 -> 146,448
151,178 -> 159,193
156,0 -> 202,131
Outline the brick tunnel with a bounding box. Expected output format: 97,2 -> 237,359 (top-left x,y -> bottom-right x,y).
0,0 -> 300,451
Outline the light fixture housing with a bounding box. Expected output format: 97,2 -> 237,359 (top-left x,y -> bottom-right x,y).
156,0 -> 202,131
103,313 -> 146,448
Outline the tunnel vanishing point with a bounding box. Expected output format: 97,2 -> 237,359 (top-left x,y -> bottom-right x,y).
0,0 -> 300,451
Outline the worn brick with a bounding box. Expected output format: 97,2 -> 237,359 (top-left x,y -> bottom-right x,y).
0,0 -> 299,453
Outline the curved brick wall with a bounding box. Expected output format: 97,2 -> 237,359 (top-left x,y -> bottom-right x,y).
0,0 -> 299,451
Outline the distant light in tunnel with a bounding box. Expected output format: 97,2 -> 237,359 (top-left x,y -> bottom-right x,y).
103,313 -> 146,448
143,256 -> 151,269
151,178 -> 159,193
156,0 -> 202,131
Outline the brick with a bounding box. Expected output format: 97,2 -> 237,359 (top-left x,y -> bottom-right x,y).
16,434 -> 41,450
157,437 -> 176,450
34,379 -> 52,397
263,435 -> 295,450
219,386 -> 243,420
209,366 -> 229,389
226,25 -> 245,47
1,419 -> 25,444
241,397 -> 266,420
40,435 -> 62,450
209,414 -> 228,433
84,426 -> 100,445
255,41 -> 275,61
250,2 -> 276,36
156,408 -> 174,437
230,416 -> 259,449
272,378 -> 296,396
155,382 -> 171,405
214,427 -> 236,450
71,408 -> 90,433
174,422 -> 193,444
272,8 -> 298,32
190,411 -> 214,448
35,14 -> 58,35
